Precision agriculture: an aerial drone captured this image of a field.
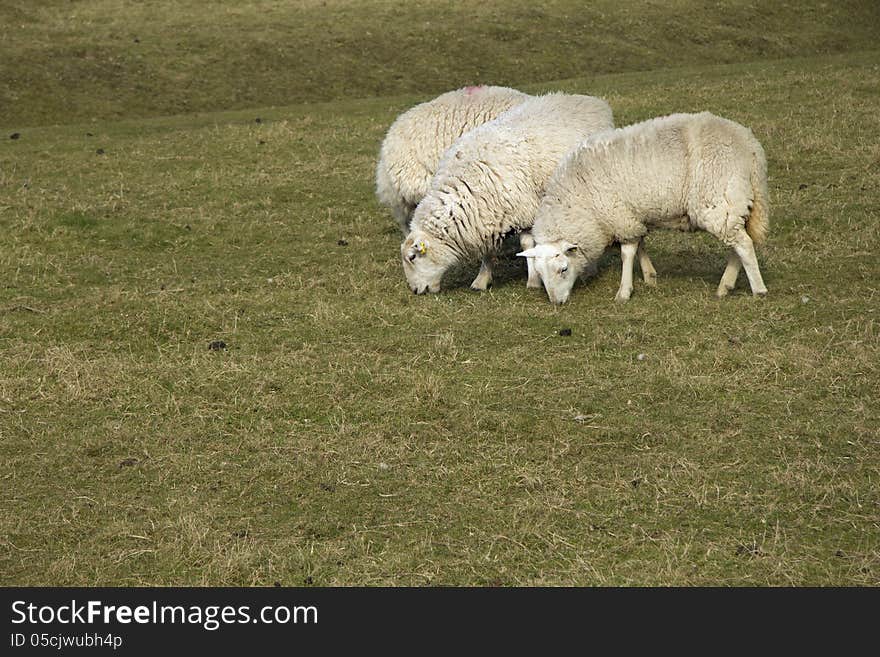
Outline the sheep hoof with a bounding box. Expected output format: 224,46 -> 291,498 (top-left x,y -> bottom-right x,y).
614,291 -> 631,304
470,281 -> 492,292
644,272 -> 657,287
716,285 -> 731,298
752,288 -> 768,297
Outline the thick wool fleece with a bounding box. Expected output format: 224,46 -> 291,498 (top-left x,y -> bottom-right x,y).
533,112 -> 769,260
376,86 -> 529,232
410,92 -> 615,261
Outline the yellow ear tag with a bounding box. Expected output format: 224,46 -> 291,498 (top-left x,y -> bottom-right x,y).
417,241 -> 427,255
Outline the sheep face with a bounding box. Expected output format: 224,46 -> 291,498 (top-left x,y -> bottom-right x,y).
401,231 -> 453,294
517,242 -> 581,304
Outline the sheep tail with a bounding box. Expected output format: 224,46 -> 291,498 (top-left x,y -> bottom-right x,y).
745,144 -> 769,246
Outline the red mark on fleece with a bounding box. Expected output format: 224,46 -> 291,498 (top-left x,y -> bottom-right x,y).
464,85 -> 484,95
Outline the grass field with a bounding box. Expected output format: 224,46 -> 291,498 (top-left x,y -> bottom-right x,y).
1,1 -> 878,585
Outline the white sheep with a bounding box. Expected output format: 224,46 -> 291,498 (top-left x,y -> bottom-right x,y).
400,92 -> 614,294
518,112 -> 769,304
376,85 -> 530,233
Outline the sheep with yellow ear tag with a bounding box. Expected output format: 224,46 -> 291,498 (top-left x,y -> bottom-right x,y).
400,92 -> 614,295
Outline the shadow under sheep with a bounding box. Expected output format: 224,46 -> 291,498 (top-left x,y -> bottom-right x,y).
437,232 -> 753,295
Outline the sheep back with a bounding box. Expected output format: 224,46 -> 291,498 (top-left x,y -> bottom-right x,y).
533,112 -> 768,253
413,93 -> 615,257
376,86 -> 530,232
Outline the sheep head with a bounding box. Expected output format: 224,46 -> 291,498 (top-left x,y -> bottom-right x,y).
401,230 -> 454,294
517,241 -> 581,304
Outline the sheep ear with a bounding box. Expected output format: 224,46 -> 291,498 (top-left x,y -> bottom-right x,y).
561,242 -> 579,254
517,244 -> 560,259
405,240 -> 428,262
516,247 -> 542,258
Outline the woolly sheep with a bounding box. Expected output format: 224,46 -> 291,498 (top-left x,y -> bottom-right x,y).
376,85 -> 530,233
401,92 -> 614,294
518,112 -> 769,304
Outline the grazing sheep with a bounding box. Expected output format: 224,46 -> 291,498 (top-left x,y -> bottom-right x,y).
518,112 -> 769,304
401,92 -> 614,294
376,85 -> 530,233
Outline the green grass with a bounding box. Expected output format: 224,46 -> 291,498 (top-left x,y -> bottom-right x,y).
3,0 -> 880,126
1,1 -> 879,585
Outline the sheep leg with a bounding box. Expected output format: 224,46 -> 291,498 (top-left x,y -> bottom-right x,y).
519,231 -> 542,289
731,232 -> 767,296
470,256 -> 495,291
701,206 -> 767,297
393,201 -> 416,234
615,241 -> 639,303
715,251 -> 742,298
637,238 -> 657,286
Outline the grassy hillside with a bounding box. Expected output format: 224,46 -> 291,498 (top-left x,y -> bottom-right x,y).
1,2 -> 878,585
2,0 -> 880,127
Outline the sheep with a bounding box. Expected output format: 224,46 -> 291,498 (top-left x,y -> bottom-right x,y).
376,85 -> 530,233
400,92 -> 615,294
518,111 -> 769,304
